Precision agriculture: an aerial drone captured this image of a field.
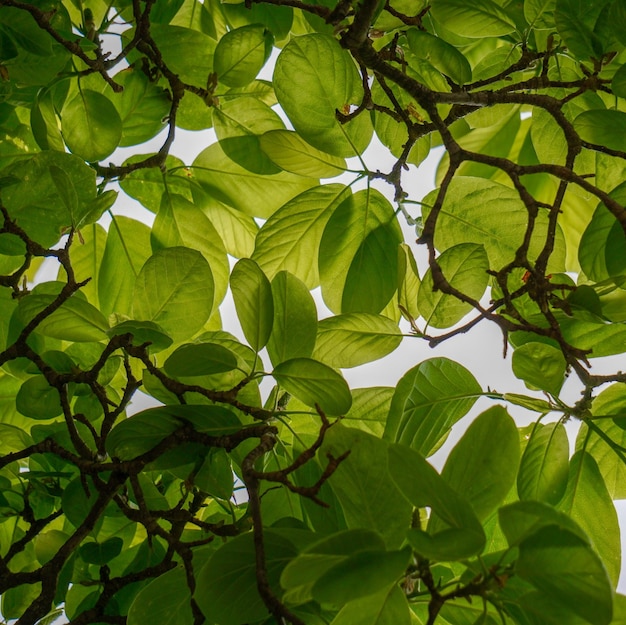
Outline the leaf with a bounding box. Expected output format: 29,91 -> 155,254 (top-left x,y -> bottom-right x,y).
554,0 -> 607,60
384,358 -> 482,456
128,565 -> 193,625
195,531 -> 297,625
516,525 -> 613,625
557,451 -> 621,586
16,377 -> 62,420
518,422 -> 570,504
164,342 -> 239,377
259,129 -> 347,178
313,313 -> 402,368
437,406 -> 520,522
107,319 -> 173,353
99,216 -> 152,317
430,0 -> 516,37
406,30 -> 472,84
418,243 -> 489,329
423,176 -> 566,270
397,243 -> 421,321
329,585 -> 411,625
342,387 -> 394,436
61,89 -> 122,162
193,142 -> 317,219
253,184 -> 350,288
512,342 -> 567,395
319,188 -> 402,314
151,192 -> 229,311
230,258 -> 274,351
106,405 -> 241,460
267,271 -> 318,366
272,358 -> 352,415
388,443 -> 485,560
524,0 -> 557,29
321,425 -> 413,548
214,24 -> 273,87
574,110 -> 626,152
274,33 -> 373,157
612,63 -> 626,100
79,537 -> 123,566
133,247 -> 214,342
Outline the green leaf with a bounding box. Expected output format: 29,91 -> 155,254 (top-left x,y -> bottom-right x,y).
516,525 -> 613,625
319,189 -> 402,314
342,387 -> 394,437
267,271 -> 318,366
422,176 -> 566,271
574,110 -> 626,152
384,358 -> 482,456
213,96 -> 284,174
16,377 -> 62,420
612,63 -> 626,99
518,422 -> 570,504
557,451 -> 621,586
554,0 -> 607,60
312,547 -> 411,606
388,443 -> 485,560
164,342 -> 239,377
272,358 -> 352,415
128,565 -> 193,625
253,184 -> 350,288
61,89 -> 122,162
108,67 -> 170,147
214,24 -> 273,87
321,425 -> 413,548
99,216 -> 152,317
313,313 -> 402,368
151,192 -> 229,311
329,585 -> 411,625
230,258 -> 274,351
437,406 -> 520,522
406,30 -> 472,84
106,405 -> 241,460
512,342 -> 567,395
524,0 -> 557,29
133,247 -> 214,342
397,243 -> 421,321
274,33 -> 373,157
193,142 -> 317,218
430,0 -> 516,37
195,531 -> 297,625
107,319 -> 173,353
259,129 -> 347,178
79,537 -> 123,566
281,529 -> 387,603
418,243 -> 489,329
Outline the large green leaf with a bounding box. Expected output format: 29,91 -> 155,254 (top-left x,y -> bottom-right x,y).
575,110 -> 626,152
319,188 -> 402,314
554,0 -> 608,60
266,271 -> 317,366
422,177 -> 566,271
384,358 -> 482,456
430,0 -> 516,37
517,525 -> 613,625
61,89 -> 122,162
313,313 -> 402,368
259,130 -> 347,178
518,422 -> 570,504
98,216 -> 151,317
557,451 -> 621,585
230,258 -> 274,352
329,585 -> 411,625
128,565 -> 192,625
274,33 -> 373,157
133,247 -> 214,342
388,443 -> 485,560
193,142 -> 317,218
164,342 -> 238,377
437,406 -> 520,522
272,358 -> 352,415
321,425 -> 412,548
214,24 -> 273,87
253,184 -> 350,288
195,531 -> 297,625
525,0 -> 557,29
151,192 -> 229,311
418,243 -> 489,329
512,342 -> 567,395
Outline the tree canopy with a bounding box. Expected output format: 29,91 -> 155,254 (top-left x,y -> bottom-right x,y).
1,0 -> 626,623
